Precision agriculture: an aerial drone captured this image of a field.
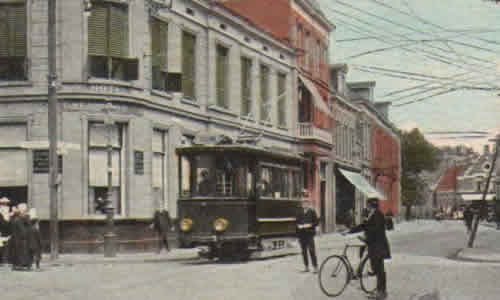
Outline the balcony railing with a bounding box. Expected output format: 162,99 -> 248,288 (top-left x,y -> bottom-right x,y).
297,122 -> 333,145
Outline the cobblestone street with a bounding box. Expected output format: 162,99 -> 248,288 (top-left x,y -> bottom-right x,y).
2,221 -> 500,300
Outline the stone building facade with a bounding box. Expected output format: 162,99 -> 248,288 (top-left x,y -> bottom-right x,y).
0,0 -> 297,252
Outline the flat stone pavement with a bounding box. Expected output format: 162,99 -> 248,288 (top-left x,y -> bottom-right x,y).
33,220 -> 500,265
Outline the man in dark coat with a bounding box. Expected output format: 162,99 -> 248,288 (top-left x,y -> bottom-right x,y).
296,199 -> 320,273
346,197 -> 391,300
0,197 -> 12,265
152,209 -> 171,253
10,203 -> 33,270
463,205 -> 473,233
28,208 -> 42,269
494,199 -> 500,230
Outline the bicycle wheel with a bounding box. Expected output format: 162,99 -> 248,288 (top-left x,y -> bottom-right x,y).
318,255 -> 350,297
359,256 -> 377,294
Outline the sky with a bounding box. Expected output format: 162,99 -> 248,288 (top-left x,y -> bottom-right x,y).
316,0 -> 500,153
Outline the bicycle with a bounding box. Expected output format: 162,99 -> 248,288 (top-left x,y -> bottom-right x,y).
318,237 -> 377,297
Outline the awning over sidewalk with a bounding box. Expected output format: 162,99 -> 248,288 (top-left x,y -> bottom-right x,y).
461,193 -> 496,201
338,168 -> 386,200
298,74 -> 332,116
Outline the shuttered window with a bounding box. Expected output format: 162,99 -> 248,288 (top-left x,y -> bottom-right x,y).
151,19 -> 168,90
240,57 -> 252,117
0,3 -> 26,81
88,1 -> 137,81
88,122 -> 125,214
216,45 -> 228,108
182,31 -> 196,100
260,64 -> 269,122
277,73 -> 286,127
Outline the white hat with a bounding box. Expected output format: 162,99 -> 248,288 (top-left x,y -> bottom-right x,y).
0,197 -> 10,204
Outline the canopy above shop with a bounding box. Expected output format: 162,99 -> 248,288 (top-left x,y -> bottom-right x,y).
298,74 -> 332,116
461,193 -> 496,201
338,168 -> 386,200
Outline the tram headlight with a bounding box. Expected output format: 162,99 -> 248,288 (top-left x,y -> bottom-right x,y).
213,217 -> 229,232
180,218 -> 194,232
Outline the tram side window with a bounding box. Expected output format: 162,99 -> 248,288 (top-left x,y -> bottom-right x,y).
180,155 -> 191,197
291,170 -> 303,198
259,167 -> 272,197
196,154 -> 214,196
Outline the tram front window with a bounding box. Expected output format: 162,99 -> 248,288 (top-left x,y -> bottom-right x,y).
181,154 -> 251,197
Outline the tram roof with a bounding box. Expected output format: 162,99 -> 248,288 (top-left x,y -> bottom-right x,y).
176,144 -> 305,162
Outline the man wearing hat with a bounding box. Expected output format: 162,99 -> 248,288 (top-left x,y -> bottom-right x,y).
0,197 -> 11,265
345,197 -> 391,300
296,193 -> 320,273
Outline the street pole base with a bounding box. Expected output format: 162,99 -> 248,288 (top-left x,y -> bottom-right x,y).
103,232 -> 117,257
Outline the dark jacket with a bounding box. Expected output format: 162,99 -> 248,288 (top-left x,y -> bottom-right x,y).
349,209 -> 391,260
296,207 -> 319,238
10,215 -> 33,267
28,220 -> 42,261
153,210 -> 171,234
463,209 -> 473,225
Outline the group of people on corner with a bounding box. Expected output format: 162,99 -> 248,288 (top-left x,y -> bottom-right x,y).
296,195 -> 394,300
0,197 -> 42,271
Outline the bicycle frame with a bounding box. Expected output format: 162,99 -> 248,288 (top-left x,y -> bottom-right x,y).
339,243 -> 367,279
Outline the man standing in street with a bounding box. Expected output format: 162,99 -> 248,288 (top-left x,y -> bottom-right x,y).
463,205 -> 473,234
152,209 -> 171,253
296,197 -> 319,273
346,197 -> 391,300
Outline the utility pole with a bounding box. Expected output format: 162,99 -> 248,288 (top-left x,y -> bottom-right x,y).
48,0 -> 59,260
468,134 -> 500,248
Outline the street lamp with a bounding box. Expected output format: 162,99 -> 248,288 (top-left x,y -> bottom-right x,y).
103,101 -> 117,257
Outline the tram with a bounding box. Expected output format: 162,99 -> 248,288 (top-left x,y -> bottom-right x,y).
176,136 -> 304,260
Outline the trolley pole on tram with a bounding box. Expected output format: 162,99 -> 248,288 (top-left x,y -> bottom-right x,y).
468,134 -> 500,248
48,0 -> 59,260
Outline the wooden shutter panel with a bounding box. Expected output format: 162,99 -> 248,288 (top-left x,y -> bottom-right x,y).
260,65 -> 269,121
278,74 -> 286,126
240,57 -> 251,116
109,4 -> 128,58
88,4 -> 108,56
216,45 -> 227,108
151,19 -> 167,69
0,8 -> 8,57
182,32 -> 196,99
11,4 -> 25,57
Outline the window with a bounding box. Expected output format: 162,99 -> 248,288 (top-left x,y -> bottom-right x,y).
240,56 -> 252,117
151,18 -> 168,90
277,73 -> 287,127
0,124 -> 27,203
153,129 -> 167,208
88,122 -> 126,215
182,31 -> 196,99
216,44 -> 229,108
260,64 -> 269,122
88,1 -> 138,81
0,3 -> 27,81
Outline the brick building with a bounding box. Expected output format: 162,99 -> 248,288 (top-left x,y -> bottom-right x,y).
0,0 -> 298,252
219,0 -> 336,232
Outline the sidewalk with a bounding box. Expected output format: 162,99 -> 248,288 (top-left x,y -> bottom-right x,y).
43,248 -> 200,266
456,222 -> 500,263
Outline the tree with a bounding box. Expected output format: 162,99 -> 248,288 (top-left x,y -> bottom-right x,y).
400,128 -> 441,220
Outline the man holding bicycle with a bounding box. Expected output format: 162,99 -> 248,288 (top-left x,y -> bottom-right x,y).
346,197 -> 391,300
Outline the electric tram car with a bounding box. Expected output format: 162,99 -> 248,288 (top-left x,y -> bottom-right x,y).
176,138 -> 305,260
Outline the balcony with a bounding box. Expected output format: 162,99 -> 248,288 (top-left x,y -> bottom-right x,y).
297,122 -> 333,145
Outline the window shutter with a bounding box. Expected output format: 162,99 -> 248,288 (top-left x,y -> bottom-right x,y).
240,57 -> 251,116
88,4 -> 108,56
0,8 -> 8,57
109,4 -> 128,58
0,149 -> 27,187
216,45 -> 228,108
11,4 -> 25,57
278,73 -> 286,126
182,32 -> 196,99
151,19 -> 167,69
260,65 -> 269,121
